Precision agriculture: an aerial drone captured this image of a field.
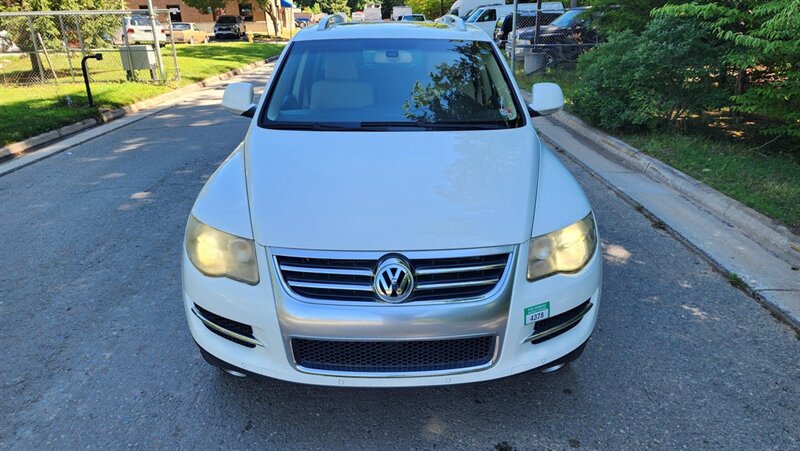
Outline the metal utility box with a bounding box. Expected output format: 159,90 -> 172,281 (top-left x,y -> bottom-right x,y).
119,45 -> 156,71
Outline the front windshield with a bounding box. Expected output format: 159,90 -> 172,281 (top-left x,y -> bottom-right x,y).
550,9 -> 583,27
466,9 -> 484,22
260,38 -> 523,131
217,16 -> 237,23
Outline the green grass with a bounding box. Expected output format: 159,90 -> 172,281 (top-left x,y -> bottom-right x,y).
0,42 -> 283,147
512,65 -> 579,111
511,65 -> 800,231
623,132 -> 800,230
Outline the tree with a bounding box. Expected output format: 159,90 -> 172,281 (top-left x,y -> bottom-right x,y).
0,0 -> 124,75
346,0 -> 366,13
572,15 -> 727,130
588,0 -> 689,34
181,0 -> 226,20
317,0 -> 348,14
405,0 -> 440,19
252,0 -> 283,36
655,0 -> 800,138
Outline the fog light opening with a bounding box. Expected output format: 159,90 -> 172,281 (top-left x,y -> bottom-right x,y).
540,363 -> 566,374
221,368 -> 247,378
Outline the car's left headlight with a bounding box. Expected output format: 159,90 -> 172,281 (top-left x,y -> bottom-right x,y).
527,213 -> 597,281
185,215 -> 259,284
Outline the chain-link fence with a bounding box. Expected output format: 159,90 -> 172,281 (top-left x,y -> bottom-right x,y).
0,9 -> 180,86
495,7 -> 601,74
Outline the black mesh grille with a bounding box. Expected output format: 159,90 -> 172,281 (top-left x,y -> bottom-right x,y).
530,300 -> 591,345
291,336 -> 496,373
194,304 -> 256,348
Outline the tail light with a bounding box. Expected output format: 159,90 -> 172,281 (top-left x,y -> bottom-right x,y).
126,28 -> 134,34
160,29 -> 165,34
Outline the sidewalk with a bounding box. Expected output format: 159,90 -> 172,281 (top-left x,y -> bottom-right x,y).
531,110 -> 800,329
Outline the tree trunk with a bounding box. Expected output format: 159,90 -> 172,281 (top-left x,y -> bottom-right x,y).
266,9 -> 280,37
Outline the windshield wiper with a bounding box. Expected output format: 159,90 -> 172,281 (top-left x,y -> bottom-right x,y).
360,121 -> 506,130
266,122 -> 363,131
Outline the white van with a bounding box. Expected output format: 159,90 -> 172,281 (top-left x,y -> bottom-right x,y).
446,0 -> 500,19
465,2 -> 564,37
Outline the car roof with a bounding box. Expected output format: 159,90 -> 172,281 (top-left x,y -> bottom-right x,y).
292,21 -> 491,42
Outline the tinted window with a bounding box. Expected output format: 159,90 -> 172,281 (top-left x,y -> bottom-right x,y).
551,9 -> 585,27
481,10 -> 496,22
217,16 -> 238,23
261,39 -> 523,131
130,16 -> 161,26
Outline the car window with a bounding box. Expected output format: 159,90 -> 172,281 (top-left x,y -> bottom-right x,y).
130,16 -> 160,26
261,39 -> 523,131
173,23 -> 190,30
479,10 -> 496,22
550,9 -> 584,27
467,9 -> 484,22
217,16 -> 238,24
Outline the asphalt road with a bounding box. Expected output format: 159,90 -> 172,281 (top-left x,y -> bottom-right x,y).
1,64 -> 799,450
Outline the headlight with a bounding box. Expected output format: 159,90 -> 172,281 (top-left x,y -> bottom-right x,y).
527,213 -> 597,281
185,215 -> 259,284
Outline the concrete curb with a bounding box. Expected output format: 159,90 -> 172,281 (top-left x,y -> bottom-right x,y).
0,55 -> 281,162
547,110 -> 800,268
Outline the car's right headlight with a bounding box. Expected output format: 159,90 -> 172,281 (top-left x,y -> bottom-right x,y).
527,213 -> 597,281
185,215 -> 259,284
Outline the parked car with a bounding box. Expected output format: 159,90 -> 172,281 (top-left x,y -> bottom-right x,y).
400,14 -> 427,21
515,7 -> 600,64
392,6 -> 412,20
295,17 -> 311,28
168,22 -> 209,44
466,2 -> 562,38
183,16 -> 601,387
121,15 -> 166,45
0,30 -> 20,53
214,15 -> 245,39
493,7 -> 565,47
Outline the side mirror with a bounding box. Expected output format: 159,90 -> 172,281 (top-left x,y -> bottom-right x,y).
528,82 -> 564,117
222,82 -> 256,117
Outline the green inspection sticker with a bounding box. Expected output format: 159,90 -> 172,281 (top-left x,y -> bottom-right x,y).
524,302 -> 550,325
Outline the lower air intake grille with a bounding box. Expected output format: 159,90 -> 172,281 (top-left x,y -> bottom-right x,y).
530,300 -> 591,345
194,304 -> 256,348
292,336 -> 496,373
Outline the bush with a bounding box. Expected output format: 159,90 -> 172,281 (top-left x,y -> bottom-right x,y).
573,16 -> 727,131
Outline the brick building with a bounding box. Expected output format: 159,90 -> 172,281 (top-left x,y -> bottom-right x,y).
125,0 -> 293,33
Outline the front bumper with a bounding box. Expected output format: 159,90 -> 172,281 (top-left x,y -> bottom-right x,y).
183,243 -> 602,387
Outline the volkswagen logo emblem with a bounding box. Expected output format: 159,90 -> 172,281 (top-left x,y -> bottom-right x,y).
373,257 -> 414,303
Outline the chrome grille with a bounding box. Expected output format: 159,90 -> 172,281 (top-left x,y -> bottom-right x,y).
274,247 -> 513,303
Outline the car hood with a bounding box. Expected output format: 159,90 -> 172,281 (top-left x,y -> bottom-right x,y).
244,126 -> 540,251
518,25 -> 563,39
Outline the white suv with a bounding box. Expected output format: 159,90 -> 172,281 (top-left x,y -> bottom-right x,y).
182,16 -> 602,387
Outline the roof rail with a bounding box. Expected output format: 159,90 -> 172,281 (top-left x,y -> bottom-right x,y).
438,14 -> 467,32
317,13 -> 347,31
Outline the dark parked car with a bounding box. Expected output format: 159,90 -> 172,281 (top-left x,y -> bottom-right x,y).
494,9 -> 563,48
516,7 -> 601,64
214,15 -> 245,39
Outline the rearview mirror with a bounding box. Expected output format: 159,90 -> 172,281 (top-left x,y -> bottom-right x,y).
222,82 -> 255,117
529,82 -> 564,117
